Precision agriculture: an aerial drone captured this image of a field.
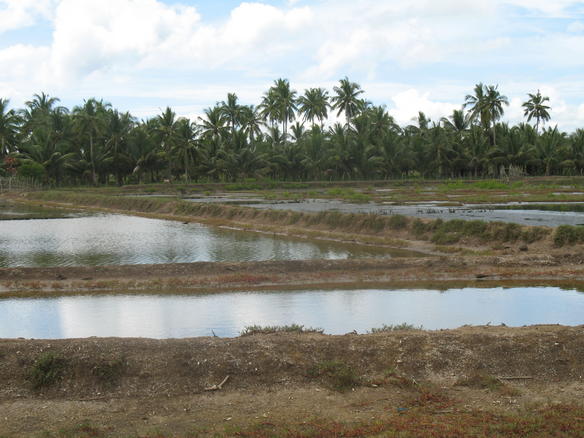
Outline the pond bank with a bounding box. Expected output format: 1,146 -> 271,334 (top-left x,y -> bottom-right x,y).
1,325 -> 583,437
2,254 -> 584,296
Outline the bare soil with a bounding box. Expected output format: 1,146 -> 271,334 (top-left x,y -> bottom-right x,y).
1,326 -> 584,437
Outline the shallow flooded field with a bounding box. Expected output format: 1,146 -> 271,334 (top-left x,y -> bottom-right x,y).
2,286 -> 582,339
0,211 -> 411,268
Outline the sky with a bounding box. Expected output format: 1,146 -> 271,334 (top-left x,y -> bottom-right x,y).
1,0 -> 584,131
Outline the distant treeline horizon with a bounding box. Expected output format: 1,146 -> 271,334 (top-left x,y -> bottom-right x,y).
1,78 -> 583,186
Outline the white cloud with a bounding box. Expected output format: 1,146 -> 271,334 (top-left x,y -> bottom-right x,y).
567,21 -> 584,33
0,0 -> 56,33
1,0 -> 584,131
388,89 -> 459,126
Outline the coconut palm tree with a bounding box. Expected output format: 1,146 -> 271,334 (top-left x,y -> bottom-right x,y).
332,77 -> 365,127
0,99 -> 19,158
522,90 -> 551,134
464,83 -> 508,146
265,78 -> 297,140
154,107 -> 180,180
238,105 -> 264,146
297,87 -> 330,127
220,93 -> 242,136
199,106 -> 228,141
173,118 -> 198,182
107,110 -> 135,185
72,99 -> 110,185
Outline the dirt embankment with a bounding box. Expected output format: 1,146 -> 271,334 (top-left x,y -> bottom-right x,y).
1,326 -> 584,437
2,254 -> 584,295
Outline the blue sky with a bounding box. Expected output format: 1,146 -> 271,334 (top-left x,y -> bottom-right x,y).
1,0 -> 584,130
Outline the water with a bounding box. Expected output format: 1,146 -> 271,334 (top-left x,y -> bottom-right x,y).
0,213 -> 410,268
232,199 -> 584,227
1,287 -> 582,339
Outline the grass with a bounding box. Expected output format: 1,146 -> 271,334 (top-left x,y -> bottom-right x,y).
369,323 -> 423,333
240,324 -> 324,336
306,360 -> 360,391
28,352 -> 66,389
32,404 -> 584,437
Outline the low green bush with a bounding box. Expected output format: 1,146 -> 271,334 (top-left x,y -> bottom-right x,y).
28,352 -> 66,389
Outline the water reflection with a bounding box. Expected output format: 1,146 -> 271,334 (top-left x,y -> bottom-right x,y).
0,213 -> 401,267
1,287 -> 582,339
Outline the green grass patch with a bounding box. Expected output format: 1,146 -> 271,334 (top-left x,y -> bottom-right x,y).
369,323 -> 423,333
240,324 -> 323,336
28,352 -> 67,389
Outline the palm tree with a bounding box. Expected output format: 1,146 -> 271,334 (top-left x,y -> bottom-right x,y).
297,87 -> 330,127
107,110 -> 134,185
269,78 -> 297,140
220,93 -> 242,136
464,83 -> 508,146
522,90 -> 551,134
72,98 -> 110,185
174,118 -> 197,182
199,106 -> 228,141
239,105 -> 264,146
0,99 -> 19,158
537,126 -> 565,175
332,77 -> 365,126
155,107 -> 179,180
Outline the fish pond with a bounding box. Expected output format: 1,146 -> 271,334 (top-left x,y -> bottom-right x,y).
1,286 -> 583,339
0,209 -> 412,267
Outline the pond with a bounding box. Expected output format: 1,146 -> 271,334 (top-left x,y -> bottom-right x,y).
0,212 -> 411,268
237,199 -> 584,227
1,286 -> 582,339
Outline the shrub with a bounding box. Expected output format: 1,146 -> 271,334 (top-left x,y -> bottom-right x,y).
92,359 -> 125,387
554,225 -> 584,247
28,352 -> 66,389
369,323 -> 423,333
387,214 -> 408,230
240,324 -> 323,336
307,360 -> 360,391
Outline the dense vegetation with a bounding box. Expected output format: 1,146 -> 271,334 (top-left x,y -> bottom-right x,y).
1,79 -> 582,186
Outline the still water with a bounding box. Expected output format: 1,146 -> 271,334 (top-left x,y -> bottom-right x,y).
0,213 -> 407,268
1,287 -> 582,339
238,199 -> 584,227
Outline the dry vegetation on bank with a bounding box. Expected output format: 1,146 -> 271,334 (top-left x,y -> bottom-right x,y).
2,326 -> 584,437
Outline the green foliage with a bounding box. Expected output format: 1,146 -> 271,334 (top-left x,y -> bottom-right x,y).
369,323 -> 423,333
240,324 -> 324,336
307,360 -> 360,391
17,161 -> 45,181
28,352 -> 66,389
554,225 -> 584,246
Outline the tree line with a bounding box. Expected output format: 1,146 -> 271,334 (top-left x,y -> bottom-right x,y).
1,78 -> 583,186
